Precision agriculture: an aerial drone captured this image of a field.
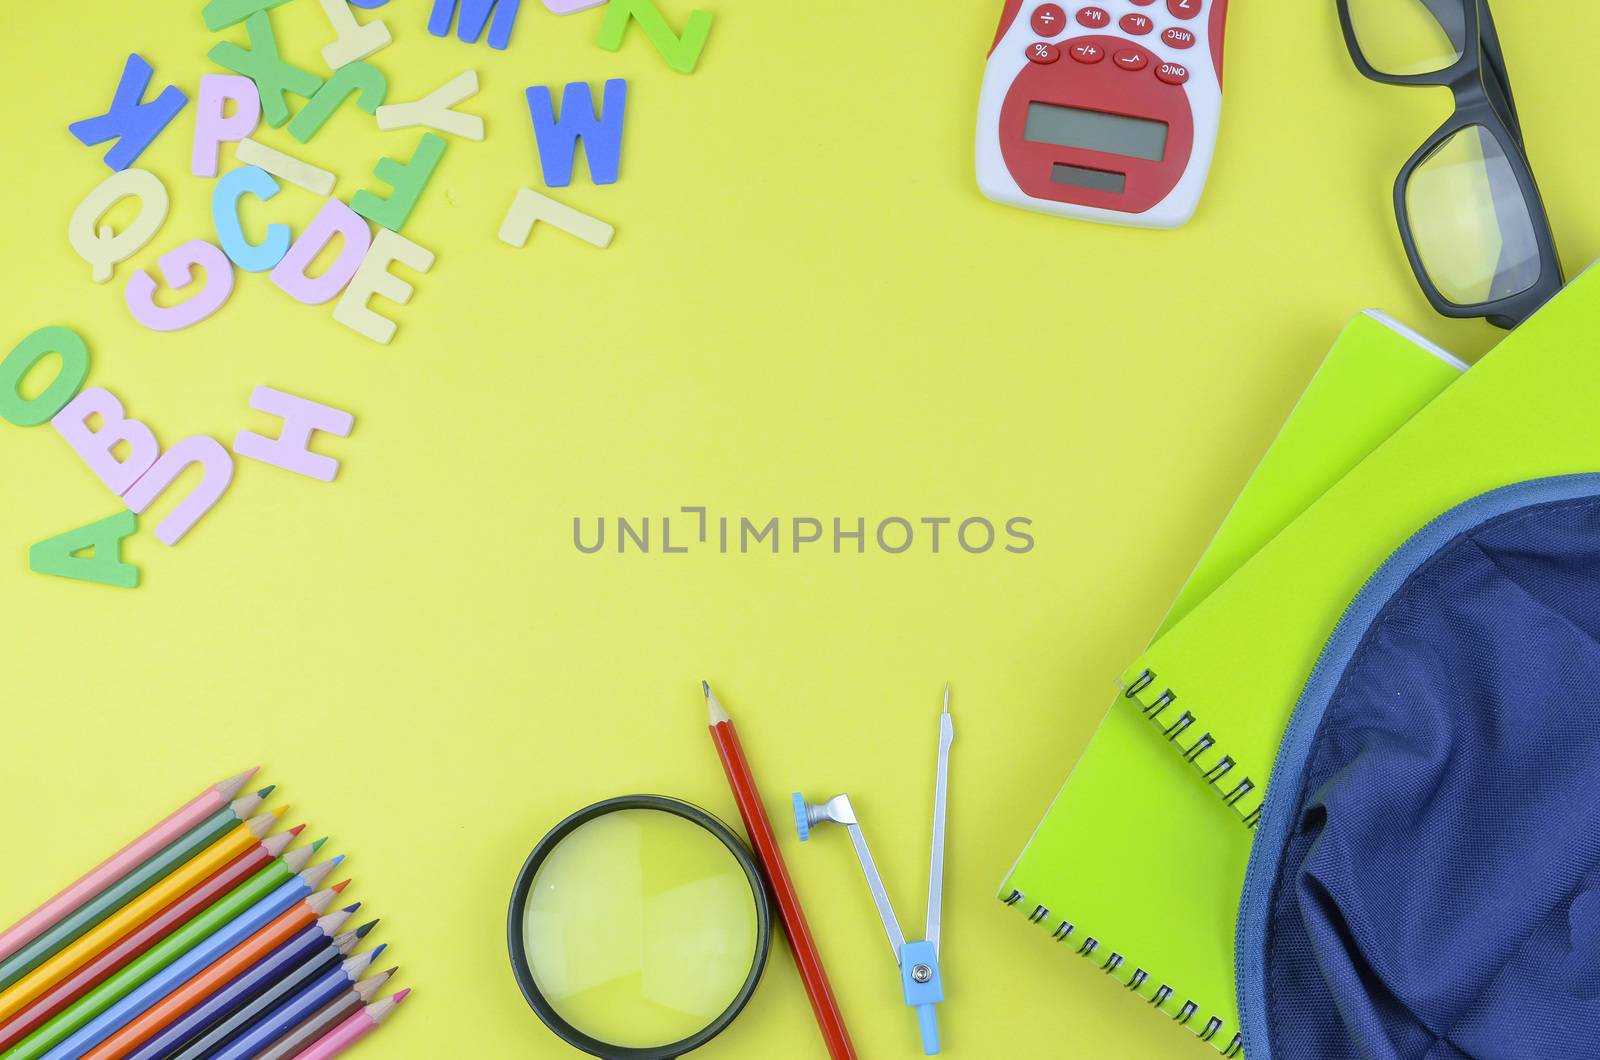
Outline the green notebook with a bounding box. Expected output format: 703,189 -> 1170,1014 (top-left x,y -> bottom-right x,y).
1119,264 -> 1600,838
999,311 -> 1465,1055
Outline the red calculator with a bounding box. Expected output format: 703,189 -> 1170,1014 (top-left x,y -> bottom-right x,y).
976,0 -> 1228,228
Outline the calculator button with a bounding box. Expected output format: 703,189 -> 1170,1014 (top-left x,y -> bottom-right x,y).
1120,13 -> 1154,34
1162,26 -> 1197,48
1030,4 -> 1067,36
1113,49 -> 1148,70
1155,60 -> 1190,84
1076,6 -> 1110,28
1026,41 -> 1061,64
1167,0 -> 1202,19
1069,41 -> 1106,63
1129,0 -> 1157,4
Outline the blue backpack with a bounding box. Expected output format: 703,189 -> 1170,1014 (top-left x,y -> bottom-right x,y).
1239,476 -> 1600,1060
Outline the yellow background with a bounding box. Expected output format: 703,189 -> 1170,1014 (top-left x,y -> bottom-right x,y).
0,2 -> 1591,1058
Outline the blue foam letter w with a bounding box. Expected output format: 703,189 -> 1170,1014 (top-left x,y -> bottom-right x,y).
526,79 -> 628,188
428,0 -> 522,50
68,54 -> 188,172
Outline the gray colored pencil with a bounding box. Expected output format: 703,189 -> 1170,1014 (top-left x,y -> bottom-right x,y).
253,968 -> 394,1060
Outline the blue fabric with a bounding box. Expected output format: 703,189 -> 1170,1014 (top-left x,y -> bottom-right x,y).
1237,475 -> 1600,1060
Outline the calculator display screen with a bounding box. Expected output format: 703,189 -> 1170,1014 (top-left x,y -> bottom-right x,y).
1023,103 -> 1168,162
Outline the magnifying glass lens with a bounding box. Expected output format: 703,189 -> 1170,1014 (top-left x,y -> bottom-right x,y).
521,808 -> 762,1049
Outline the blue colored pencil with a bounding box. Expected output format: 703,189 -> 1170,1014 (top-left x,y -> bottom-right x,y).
203,949 -> 386,1060
121,919 -> 375,1060
39,862 -> 343,1060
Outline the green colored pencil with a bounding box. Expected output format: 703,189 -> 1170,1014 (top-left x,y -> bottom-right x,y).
0,789 -> 272,993
1,839 -> 321,1060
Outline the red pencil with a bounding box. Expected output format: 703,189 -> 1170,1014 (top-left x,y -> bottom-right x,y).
703,682 -> 856,1060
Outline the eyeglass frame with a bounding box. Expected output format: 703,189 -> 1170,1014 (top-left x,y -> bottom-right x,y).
1336,0 -> 1562,329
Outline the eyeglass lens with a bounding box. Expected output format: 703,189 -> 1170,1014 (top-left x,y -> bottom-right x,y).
1347,0 -> 1468,76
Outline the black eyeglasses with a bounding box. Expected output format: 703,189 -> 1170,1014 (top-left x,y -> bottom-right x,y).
1337,0 -> 1563,329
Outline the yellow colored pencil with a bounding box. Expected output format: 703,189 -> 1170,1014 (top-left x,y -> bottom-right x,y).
0,808 -> 288,1022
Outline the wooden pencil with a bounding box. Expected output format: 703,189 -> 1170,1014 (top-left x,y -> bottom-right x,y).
704,682 -> 857,1060
78,893 -> 356,1058
0,770 -> 258,965
0,834 -> 305,1054
204,952 -> 387,1060
0,796 -> 276,994
294,989 -> 409,1060
0,811 -> 292,1020
250,975 -> 383,1060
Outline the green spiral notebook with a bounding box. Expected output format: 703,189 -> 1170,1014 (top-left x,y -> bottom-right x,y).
999,311 -> 1465,1055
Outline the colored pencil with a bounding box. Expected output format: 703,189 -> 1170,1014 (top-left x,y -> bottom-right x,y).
16,864 -> 342,1060
0,798 -> 277,995
138,921 -> 376,1060
78,892 -> 355,1059
204,950 -> 386,1060
0,770 -> 257,966
0,835 -> 306,1054
0,807 -> 288,1020
295,989 -> 409,1060
252,971 -> 392,1060
704,682 -> 857,1060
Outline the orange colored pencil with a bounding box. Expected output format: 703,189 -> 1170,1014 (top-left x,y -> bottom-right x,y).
78,884 -> 352,1060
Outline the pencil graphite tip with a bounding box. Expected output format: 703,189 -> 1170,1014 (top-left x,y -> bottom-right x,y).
311,837 -> 328,852
370,942 -> 388,958
356,919 -> 380,938
288,823 -> 306,837
394,988 -> 412,1003
334,879 -> 352,893
704,682 -> 730,725
256,785 -> 276,798
341,902 -> 362,913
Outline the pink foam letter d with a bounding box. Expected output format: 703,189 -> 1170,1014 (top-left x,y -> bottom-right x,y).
192,74 -> 262,178
125,240 -> 236,332
122,436 -> 235,545
51,387 -> 160,496
269,199 -> 372,305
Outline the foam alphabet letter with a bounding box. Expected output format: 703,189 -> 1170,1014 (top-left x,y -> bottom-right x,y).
125,241 -> 236,332
544,0 -> 606,12
213,166 -> 292,273
236,139 -> 337,196
51,388 -> 161,496
375,70 -> 484,141
29,511 -> 141,589
0,327 -> 90,427
525,80 -> 626,187
349,0 -> 390,7
201,0 -> 293,31
269,199 -> 373,305
123,437 -> 235,546
192,75 -> 262,178
333,230 -> 435,344
350,133 -> 447,232
428,0 -> 523,50
68,54 -> 190,171
318,0 -> 393,68
68,169 -> 171,285
234,386 -> 355,481
597,0 -> 713,74
287,62 -> 388,144
209,12 -> 325,128
498,187 -> 614,248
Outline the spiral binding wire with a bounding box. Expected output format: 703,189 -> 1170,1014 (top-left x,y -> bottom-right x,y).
1001,888 -> 1244,1058
1123,668 -> 1264,828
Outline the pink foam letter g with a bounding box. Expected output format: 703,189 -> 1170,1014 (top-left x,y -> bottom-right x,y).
233,386 -> 354,481
192,74 -> 262,178
269,199 -> 372,305
123,436 -> 235,545
51,387 -> 160,495
126,240 -> 236,332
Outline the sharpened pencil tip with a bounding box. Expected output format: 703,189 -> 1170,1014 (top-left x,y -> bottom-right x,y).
371,943 -> 387,957
395,989 -> 412,1002
288,824 -> 306,837
342,901 -> 361,913
257,785 -> 276,798
701,680 -> 710,695
329,854 -> 346,866
311,837 -> 328,852
333,879 -> 351,893
356,920 -> 379,938
704,681 -> 730,725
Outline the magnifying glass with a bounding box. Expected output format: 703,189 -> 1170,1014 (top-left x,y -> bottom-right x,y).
508,795 -> 773,1059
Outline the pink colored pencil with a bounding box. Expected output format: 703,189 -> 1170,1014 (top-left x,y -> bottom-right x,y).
0,768 -> 258,964
296,990 -> 409,1059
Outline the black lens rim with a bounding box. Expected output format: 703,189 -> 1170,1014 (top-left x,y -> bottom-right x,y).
1336,0 -> 1563,328
507,795 -> 773,1060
